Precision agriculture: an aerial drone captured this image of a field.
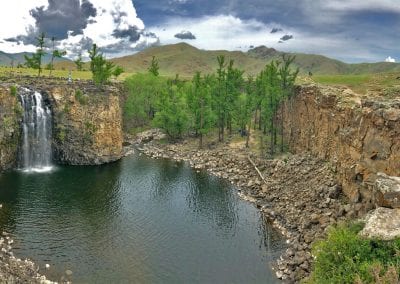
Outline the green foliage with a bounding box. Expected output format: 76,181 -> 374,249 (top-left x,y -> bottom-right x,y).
9,85 -> 17,97
113,65 -> 124,78
124,73 -> 168,128
74,53 -> 84,71
148,56 -> 159,76
186,72 -> 216,147
88,43 -> 122,85
308,222 -> 400,284
24,32 -> 46,76
75,89 -> 88,105
57,125 -> 67,142
153,83 -> 189,140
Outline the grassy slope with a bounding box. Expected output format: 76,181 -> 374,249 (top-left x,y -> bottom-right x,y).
52,43 -> 400,78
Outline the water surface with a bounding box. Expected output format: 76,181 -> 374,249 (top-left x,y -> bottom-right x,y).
0,154 -> 284,283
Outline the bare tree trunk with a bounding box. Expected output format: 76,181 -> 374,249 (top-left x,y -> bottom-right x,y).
246,120 -> 251,148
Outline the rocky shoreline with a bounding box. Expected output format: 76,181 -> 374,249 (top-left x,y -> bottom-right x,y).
0,231 -> 57,284
129,130 -> 362,283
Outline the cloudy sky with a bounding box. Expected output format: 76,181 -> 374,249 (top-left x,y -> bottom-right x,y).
0,0 -> 398,63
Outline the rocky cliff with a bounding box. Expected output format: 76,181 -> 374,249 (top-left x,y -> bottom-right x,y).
282,85 -> 399,210
0,85 -> 21,171
49,84 -> 123,165
0,77 -> 124,169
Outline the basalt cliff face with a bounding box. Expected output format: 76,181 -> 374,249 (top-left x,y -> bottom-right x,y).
0,78 -> 124,169
282,85 -> 399,210
0,85 -> 22,171
48,84 -> 123,165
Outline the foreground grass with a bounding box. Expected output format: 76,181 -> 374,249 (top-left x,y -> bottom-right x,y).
307,223 -> 400,284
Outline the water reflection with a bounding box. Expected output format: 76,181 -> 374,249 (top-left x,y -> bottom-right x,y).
0,154 -> 284,283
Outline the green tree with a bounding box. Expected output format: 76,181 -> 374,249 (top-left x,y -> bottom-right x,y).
148,56 -> 159,76
153,82 -> 189,140
124,73 -> 167,128
278,54 -> 299,152
48,37 -> 66,76
213,55 -> 227,142
88,44 -> 122,85
74,52 -> 84,71
113,65 -> 124,79
257,60 -> 281,155
24,32 -> 46,76
225,59 -> 244,135
186,72 -> 216,148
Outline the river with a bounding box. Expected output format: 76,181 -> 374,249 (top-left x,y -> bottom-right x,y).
0,154 -> 284,283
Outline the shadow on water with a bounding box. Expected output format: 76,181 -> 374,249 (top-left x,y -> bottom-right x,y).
0,154 -> 285,283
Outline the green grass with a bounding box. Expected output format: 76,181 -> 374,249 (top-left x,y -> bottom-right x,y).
307,222 -> 400,284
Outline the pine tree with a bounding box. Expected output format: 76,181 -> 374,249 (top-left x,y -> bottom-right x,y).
148,56 -> 159,76
24,32 -> 46,77
74,52 -> 84,71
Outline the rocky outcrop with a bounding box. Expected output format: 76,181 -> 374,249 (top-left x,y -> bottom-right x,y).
0,85 -> 21,171
0,77 -> 124,168
282,85 -> 400,210
360,207 -> 400,240
374,173 -> 400,208
49,84 -> 123,165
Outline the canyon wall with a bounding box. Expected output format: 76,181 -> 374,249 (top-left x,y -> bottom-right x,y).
0,85 -> 21,171
282,85 -> 399,207
0,78 -> 124,169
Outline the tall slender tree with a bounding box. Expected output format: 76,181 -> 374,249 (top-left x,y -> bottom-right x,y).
24,32 -> 46,77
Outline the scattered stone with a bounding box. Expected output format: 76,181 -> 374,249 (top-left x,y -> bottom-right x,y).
374,173 -> 400,208
360,207 -> 400,240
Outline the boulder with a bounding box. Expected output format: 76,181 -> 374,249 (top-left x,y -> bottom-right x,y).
374,173 -> 400,208
359,207 -> 400,240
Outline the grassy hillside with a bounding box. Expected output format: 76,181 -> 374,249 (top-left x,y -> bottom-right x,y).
113,43 -> 400,77
0,51 -> 70,67
50,43 -> 400,77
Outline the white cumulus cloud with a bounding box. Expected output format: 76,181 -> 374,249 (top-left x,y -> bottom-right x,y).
0,0 -> 158,58
385,56 -> 396,63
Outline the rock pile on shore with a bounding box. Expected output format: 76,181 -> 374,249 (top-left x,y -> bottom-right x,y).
138,137 -> 359,283
0,231 -> 54,283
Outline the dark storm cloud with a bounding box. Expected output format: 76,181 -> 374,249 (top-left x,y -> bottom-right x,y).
30,0 -> 96,39
174,31 -> 196,40
280,34 -> 293,41
113,26 -> 141,42
270,28 -> 283,33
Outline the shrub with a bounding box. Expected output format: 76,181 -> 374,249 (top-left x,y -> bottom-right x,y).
307,222 -> 400,284
10,85 -> 17,97
75,89 -> 88,105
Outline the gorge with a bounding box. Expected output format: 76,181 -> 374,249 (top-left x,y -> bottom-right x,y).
0,77 -> 398,282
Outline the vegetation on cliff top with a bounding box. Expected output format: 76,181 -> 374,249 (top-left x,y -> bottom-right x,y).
307,222 -> 400,284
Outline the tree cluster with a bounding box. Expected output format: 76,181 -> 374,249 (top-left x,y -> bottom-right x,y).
125,55 -> 298,154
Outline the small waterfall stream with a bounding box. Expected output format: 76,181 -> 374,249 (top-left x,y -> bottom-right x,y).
19,89 -> 53,172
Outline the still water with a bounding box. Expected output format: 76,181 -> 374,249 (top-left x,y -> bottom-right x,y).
0,154 -> 284,283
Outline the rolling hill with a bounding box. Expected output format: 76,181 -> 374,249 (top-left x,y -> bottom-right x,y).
0,51 -> 70,67
45,43 -> 400,77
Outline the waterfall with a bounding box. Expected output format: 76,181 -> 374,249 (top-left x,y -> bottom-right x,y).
19,89 -> 53,173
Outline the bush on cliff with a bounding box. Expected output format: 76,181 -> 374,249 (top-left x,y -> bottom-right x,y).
307,222 -> 400,284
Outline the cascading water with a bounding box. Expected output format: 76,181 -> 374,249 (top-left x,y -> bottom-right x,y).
19,89 -> 53,172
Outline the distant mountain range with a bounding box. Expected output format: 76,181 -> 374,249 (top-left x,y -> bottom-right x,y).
3,43 -> 400,76
0,51 -> 69,67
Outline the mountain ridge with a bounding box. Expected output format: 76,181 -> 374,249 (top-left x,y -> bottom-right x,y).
3,43 -> 399,76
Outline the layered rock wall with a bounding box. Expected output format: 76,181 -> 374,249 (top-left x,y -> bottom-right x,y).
282,85 -> 399,206
49,84 -> 123,165
0,78 -> 124,169
0,85 -> 21,171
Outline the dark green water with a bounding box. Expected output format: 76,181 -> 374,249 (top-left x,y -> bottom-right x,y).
0,154 -> 284,283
